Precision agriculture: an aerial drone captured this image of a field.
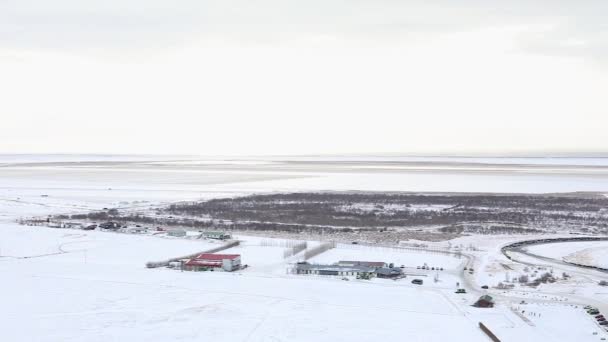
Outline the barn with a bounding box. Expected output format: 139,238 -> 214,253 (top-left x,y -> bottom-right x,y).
183,253 -> 241,272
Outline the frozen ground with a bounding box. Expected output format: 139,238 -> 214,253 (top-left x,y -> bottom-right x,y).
527,241 -> 608,269
0,223 -> 487,342
2,155 -> 608,341
1,154 -> 608,196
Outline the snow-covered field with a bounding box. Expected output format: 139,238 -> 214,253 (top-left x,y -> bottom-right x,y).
1,223 -> 490,342
527,241 -> 608,269
2,155 -> 608,341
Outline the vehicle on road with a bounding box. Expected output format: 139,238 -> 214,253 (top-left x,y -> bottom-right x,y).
412,279 -> 423,285
481,285 -> 489,289
455,289 -> 467,294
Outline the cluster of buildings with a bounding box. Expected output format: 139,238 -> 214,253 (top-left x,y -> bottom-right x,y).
295,260 -> 404,279
167,230 -> 232,240
53,221 -> 234,242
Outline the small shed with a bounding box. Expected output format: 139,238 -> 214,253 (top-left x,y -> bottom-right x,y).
474,295 -> 495,308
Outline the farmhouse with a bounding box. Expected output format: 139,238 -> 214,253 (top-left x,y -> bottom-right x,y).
183,253 -> 241,272
295,263 -> 376,277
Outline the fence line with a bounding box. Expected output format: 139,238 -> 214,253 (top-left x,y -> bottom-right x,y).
478,322 -> 501,342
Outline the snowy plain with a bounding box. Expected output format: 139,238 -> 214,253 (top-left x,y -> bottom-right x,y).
2,155 -> 608,341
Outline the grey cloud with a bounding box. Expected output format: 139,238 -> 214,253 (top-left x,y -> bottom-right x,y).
0,0 -> 606,60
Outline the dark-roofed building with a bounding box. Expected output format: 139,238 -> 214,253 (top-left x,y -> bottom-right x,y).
338,261 -> 387,268
375,267 -> 403,279
474,295 -> 495,308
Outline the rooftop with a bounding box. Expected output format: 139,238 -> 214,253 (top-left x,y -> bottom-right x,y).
339,261 -> 386,267
296,263 -> 376,273
478,295 -> 494,303
375,267 -> 403,276
195,253 -> 240,261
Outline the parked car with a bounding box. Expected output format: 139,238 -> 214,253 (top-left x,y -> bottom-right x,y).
598,317 -> 606,322
455,288 -> 467,294
599,321 -> 608,326
481,285 -> 489,289
412,279 -> 423,285
596,315 -> 604,319
589,309 -> 600,315
341,277 -> 349,281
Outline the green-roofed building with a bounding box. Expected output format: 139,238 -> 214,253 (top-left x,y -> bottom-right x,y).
201,231 -> 231,240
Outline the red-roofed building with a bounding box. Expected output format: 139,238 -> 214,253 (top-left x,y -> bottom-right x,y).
183,253 -> 241,272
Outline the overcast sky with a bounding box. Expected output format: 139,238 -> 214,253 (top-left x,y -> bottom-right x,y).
1,0 -> 607,156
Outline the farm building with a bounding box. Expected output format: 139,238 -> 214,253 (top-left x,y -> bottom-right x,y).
338,260 -> 387,268
474,295 -> 495,308
295,263 -> 376,277
122,226 -> 147,234
183,253 -> 241,272
64,222 -> 84,229
167,229 -> 187,237
200,231 -> 231,240
375,267 -> 404,279
99,222 -> 121,230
